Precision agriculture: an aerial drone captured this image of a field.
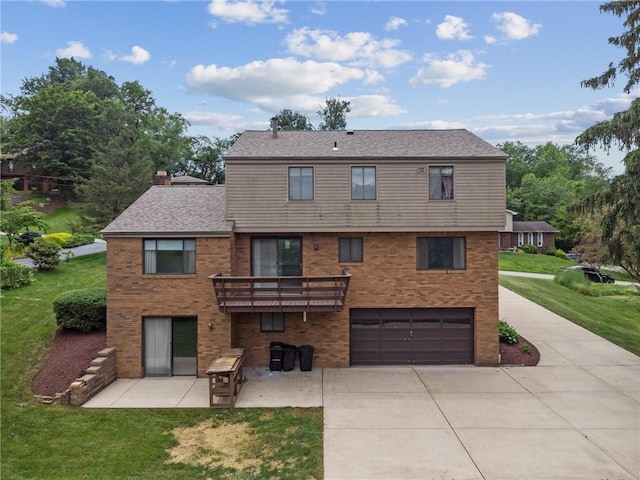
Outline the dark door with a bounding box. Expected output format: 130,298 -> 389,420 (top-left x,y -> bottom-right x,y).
350,308 -> 473,365
144,317 -> 197,376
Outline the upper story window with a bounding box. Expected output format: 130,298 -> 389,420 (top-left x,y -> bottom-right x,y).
351,166 -> 376,200
289,166 -> 314,200
417,237 -> 466,270
339,237 -> 363,262
144,239 -> 195,274
429,166 -> 454,200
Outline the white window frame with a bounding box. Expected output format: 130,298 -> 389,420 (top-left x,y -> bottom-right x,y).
537,232 -> 544,247
517,233 -> 524,247
527,233 -> 534,245
429,166 -> 454,200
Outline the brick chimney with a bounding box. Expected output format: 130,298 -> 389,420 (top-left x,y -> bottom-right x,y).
152,170 -> 171,186
271,116 -> 279,138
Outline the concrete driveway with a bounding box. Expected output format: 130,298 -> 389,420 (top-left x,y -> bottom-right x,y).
85,286 -> 639,479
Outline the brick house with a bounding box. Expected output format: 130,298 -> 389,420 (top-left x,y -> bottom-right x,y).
499,210 -> 559,252
102,128 -> 507,378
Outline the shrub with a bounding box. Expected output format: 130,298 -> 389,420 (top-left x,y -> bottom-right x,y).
520,244 -> 538,254
554,248 -> 568,259
26,238 -> 61,271
16,231 -> 42,245
62,233 -> 95,248
0,261 -> 34,289
520,343 -> 533,355
2,243 -> 26,259
43,232 -> 73,246
544,247 -> 557,256
53,288 -> 107,332
499,320 -> 519,344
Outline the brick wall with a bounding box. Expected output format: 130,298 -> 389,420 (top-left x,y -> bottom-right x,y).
233,231 -> 499,368
106,236 -> 233,378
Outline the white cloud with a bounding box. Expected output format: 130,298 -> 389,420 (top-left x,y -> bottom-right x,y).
310,1 -> 326,16
410,50 -> 488,88
56,41 -> 91,59
484,35 -> 497,44
348,94 -> 406,117
492,12 -> 541,40
183,111 -> 244,126
1,31 -> 18,44
207,0 -> 288,25
385,16 -> 407,31
285,27 -> 412,69
185,57 -> 366,100
120,45 -> 151,64
41,0 -> 65,7
104,46 -> 151,64
436,15 -> 472,40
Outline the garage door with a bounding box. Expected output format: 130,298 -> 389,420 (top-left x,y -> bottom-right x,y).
350,308 -> 474,365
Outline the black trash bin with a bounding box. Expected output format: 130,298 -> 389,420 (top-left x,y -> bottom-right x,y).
282,344 -> 297,371
269,342 -> 284,371
299,345 -> 314,371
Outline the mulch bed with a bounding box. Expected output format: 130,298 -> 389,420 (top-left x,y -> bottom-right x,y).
499,335 -> 540,366
31,328 -> 540,398
31,327 -> 106,397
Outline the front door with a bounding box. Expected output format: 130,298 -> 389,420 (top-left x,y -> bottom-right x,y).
144,317 -> 197,376
251,238 -> 302,286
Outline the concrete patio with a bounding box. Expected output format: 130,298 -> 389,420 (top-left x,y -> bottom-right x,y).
84,287 -> 640,479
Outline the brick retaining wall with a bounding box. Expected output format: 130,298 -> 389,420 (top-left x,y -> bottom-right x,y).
69,347 -> 117,406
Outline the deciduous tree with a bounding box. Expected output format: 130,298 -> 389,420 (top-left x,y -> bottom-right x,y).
317,96 -> 350,130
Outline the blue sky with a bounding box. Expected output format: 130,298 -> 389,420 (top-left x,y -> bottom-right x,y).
1,0 -> 637,174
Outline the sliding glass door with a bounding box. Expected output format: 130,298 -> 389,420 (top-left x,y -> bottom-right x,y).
251,238 -> 302,287
144,317 -> 197,376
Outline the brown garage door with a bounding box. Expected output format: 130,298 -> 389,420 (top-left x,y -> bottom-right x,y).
350,308 -> 474,365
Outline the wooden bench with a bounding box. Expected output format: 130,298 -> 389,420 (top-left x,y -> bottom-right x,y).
206,348 -> 246,407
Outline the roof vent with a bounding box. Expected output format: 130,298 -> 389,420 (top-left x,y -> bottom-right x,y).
332,141 -> 338,151
346,130 -> 354,135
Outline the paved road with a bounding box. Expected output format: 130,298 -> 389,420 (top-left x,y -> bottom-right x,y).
12,239 -> 107,268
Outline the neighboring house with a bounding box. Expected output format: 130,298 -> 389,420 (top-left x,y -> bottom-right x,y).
499,210 -> 558,252
1,154 -> 33,191
102,127 -> 507,378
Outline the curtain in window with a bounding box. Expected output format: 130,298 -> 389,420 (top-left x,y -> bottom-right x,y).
441,170 -> 453,199
144,318 -> 171,376
144,240 -> 157,274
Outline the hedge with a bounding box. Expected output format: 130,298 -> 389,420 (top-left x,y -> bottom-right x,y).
53,288 -> 107,332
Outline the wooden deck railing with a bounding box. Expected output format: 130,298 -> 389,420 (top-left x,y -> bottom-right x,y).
209,270 -> 351,313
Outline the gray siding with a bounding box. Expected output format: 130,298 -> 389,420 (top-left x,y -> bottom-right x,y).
226,159 -> 506,232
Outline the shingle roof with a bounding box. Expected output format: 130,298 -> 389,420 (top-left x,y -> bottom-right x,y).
171,175 -> 209,184
101,185 -> 232,236
226,129 -> 507,159
513,221 -> 558,233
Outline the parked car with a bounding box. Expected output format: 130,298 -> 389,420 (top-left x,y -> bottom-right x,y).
564,265 -> 615,284
16,231 -> 42,245
566,252 -> 580,261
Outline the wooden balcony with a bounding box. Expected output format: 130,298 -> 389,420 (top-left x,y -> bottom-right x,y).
209,270 -> 351,313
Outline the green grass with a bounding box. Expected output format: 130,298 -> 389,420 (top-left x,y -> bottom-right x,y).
42,206 -> 81,233
1,253 -> 323,479
499,275 -> 640,356
499,251 -> 635,282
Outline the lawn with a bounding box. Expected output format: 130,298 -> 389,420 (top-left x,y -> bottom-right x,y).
498,251 -> 635,282
42,206 -> 81,233
1,253 -> 323,480
499,275 -> 640,356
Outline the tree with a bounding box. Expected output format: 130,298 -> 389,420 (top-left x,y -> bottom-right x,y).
317,96 -> 350,130
174,133 -> 240,185
76,128 -> 155,230
575,1 -> 640,282
0,179 -> 48,246
275,109 -> 314,131
499,141 -> 611,250
1,58 -> 190,197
